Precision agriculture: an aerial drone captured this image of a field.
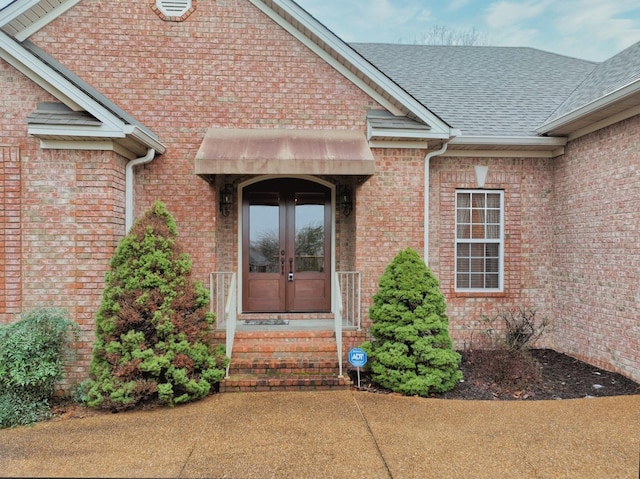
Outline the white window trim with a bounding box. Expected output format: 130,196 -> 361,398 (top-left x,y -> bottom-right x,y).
454,189 -> 505,293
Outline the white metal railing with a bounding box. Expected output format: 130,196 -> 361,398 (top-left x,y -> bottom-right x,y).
333,272 -> 344,377
224,274 -> 237,378
210,272 -> 234,329
337,271 -> 361,330
210,272 -> 237,378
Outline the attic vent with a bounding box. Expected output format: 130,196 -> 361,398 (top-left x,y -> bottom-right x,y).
153,0 -> 195,21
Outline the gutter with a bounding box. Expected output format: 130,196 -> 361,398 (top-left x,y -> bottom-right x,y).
125,148 -> 155,232
424,140 -> 452,266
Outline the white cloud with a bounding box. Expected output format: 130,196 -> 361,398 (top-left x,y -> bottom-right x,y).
484,0 -> 553,28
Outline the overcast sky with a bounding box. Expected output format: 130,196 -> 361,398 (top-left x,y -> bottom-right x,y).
2,0 -> 639,62
295,0 -> 640,62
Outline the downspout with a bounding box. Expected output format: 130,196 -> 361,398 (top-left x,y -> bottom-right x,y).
424,141 -> 450,266
125,148 -> 156,232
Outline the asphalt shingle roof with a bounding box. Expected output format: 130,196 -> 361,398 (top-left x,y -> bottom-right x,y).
351,44 -> 598,137
546,41 -> 640,123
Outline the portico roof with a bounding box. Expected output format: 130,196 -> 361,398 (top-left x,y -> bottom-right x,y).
195,128 -> 375,177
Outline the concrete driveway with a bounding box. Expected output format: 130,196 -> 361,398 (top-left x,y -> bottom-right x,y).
1,391 -> 639,478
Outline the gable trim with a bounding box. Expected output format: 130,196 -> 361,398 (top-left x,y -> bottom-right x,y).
1,0 -> 82,41
537,79 -> 640,135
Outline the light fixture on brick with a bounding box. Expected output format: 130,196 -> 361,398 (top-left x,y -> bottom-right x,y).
219,184 -> 233,217
338,184 -> 353,216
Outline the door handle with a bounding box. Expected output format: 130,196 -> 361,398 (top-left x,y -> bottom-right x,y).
288,257 -> 294,281
281,250 -> 285,275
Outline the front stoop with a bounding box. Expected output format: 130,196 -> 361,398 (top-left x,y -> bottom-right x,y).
221,329 -> 352,392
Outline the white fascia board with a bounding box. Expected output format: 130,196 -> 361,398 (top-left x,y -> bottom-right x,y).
15,0 -> 82,41
124,125 -> 167,154
450,135 -> 567,148
442,149 -> 563,159
28,124 -> 125,138
0,32 -> 124,131
0,0 -> 41,27
39,139 -> 137,160
369,140 -> 429,149
368,127 -> 447,141
537,79 -> 640,134
250,0 -> 455,138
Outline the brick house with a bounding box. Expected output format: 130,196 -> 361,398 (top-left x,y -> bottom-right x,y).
1,0 -> 638,389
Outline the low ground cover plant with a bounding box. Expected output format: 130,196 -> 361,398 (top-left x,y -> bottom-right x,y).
362,247 -> 462,396
0,308 -> 77,428
86,201 -> 227,410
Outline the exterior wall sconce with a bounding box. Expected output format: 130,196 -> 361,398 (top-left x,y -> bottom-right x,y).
338,184 -> 353,216
219,184 -> 233,217
474,165 -> 489,188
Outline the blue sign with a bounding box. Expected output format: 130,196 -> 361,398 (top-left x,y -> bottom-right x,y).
348,348 -> 368,368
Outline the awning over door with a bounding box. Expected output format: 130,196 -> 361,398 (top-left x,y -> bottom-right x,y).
195,128 -> 375,176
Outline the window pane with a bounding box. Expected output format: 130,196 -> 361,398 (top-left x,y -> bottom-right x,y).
457,258 -> 470,273
249,203 -> 280,273
470,274 -> 485,288
457,224 -> 470,239
485,243 -> 499,257
486,258 -> 499,272
457,243 -> 471,258
486,209 -> 500,223
295,195 -> 325,273
456,274 -> 469,289
486,225 -> 500,239
471,243 -> 485,256
458,193 -> 470,208
472,194 -> 485,208
486,274 -> 499,288
487,194 -> 501,208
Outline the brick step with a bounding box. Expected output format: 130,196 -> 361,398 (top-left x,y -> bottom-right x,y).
235,330 -> 335,339
221,374 -> 352,393
228,357 -> 340,376
222,328 -> 348,392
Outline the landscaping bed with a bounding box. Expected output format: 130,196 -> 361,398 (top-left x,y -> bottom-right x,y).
352,349 -> 640,400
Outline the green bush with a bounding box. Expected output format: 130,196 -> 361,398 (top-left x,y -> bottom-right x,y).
86,201 -> 228,410
0,308 -> 78,428
362,248 -> 462,396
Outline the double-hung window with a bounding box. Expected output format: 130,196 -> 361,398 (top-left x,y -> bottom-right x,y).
455,190 -> 504,292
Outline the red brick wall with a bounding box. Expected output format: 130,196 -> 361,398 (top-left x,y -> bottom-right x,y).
551,115 -> 640,382
31,0 -> 378,286
355,148 -> 427,333
0,147 -> 22,319
428,156 -> 555,350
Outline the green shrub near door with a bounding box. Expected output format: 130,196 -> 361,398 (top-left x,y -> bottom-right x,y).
362,248 -> 462,396
86,201 -> 227,410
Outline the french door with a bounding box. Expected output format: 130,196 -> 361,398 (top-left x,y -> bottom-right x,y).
242,179 -> 331,312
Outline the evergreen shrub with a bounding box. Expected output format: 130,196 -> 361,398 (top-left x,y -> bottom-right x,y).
86,201 -> 228,410
362,248 -> 462,396
0,308 -> 77,428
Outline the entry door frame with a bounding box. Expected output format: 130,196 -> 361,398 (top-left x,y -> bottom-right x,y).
236,175 -> 337,314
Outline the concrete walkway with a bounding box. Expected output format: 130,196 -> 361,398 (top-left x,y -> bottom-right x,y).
1,391 -> 639,478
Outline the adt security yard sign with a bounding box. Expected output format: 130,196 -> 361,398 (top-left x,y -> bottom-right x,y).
348,348 -> 367,388
348,348 -> 367,368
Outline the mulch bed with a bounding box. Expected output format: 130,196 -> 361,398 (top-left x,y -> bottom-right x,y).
351,349 -> 640,400
49,348 -> 640,421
